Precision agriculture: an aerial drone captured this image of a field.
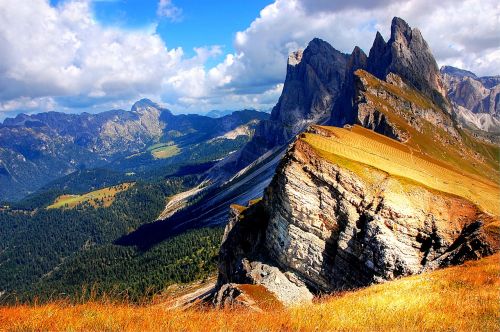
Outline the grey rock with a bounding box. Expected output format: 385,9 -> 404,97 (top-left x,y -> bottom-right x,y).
215,127 -> 498,305
441,66 -> 500,132
367,17 -> 449,110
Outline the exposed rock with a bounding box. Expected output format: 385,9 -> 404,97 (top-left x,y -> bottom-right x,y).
441,66 -> 500,133
270,38 -> 349,135
215,126 -> 499,305
355,70 -> 458,142
214,204 -> 313,307
329,46 -> 368,126
367,17 -> 449,110
232,39 -> 349,172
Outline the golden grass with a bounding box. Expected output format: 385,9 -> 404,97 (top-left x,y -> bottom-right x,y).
1,254 -> 498,331
149,142 -> 181,159
355,69 -> 500,180
47,183 -> 134,209
302,125 -> 499,215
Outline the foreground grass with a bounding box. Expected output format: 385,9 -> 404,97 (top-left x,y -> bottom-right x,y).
1,254 -> 498,331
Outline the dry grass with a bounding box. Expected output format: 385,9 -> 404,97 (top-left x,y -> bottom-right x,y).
47,183 -> 134,209
0,254 -> 498,331
355,69 -> 500,180
302,125 -> 499,215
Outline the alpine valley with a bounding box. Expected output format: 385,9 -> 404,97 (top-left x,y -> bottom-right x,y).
0,13 -> 499,332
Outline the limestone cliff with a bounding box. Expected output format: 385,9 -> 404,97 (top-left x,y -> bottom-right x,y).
214,125 -> 499,307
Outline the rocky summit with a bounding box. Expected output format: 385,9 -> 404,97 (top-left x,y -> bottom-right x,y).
213,17 -> 500,308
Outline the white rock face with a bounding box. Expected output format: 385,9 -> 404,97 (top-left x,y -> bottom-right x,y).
215,129 -> 498,305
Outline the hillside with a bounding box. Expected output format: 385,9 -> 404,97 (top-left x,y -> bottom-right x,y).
0,253 -> 497,331
47,183 -> 134,209
303,125 -> 498,215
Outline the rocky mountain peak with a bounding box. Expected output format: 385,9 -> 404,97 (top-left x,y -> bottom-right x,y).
389,16 -> 413,43
348,46 -> 368,72
269,37 -> 348,134
367,17 -> 449,110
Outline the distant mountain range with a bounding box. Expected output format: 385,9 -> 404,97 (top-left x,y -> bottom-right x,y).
441,66 -> 500,132
0,100 -> 268,201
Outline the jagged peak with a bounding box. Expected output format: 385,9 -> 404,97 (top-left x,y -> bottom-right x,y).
389,16 -> 412,43
348,46 -> 368,71
350,46 -> 367,60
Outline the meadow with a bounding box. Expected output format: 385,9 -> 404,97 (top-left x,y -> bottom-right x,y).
303,125 -> 499,215
47,183 -> 134,209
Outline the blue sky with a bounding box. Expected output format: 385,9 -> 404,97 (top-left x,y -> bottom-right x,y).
51,0 -> 272,64
1,0 -> 499,120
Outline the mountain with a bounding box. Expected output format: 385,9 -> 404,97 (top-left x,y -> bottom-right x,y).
144,16 -> 498,236
204,109 -> 265,118
441,66 -> 500,133
212,17 -> 499,307
0,101 -> 269,201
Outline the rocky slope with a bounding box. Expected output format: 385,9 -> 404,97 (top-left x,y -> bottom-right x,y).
214,125 -> 499,307
213,17 -> 500,308
441,66 -> 500,133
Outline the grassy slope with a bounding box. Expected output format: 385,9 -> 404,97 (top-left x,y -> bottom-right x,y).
302,125 -> 499,215
356,69 -> 499,181
47,183 -> 134,209
1,253 -> 497,331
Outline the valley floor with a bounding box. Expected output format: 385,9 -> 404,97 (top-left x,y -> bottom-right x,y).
1,254 -> 498,331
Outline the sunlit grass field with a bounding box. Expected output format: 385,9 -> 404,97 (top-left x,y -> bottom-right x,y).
148,142 -> 181,159
47,183 -> 134,209
302,125 -> 499,215
0,254 -> 497,331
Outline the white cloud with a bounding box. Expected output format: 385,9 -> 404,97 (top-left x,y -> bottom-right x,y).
217,0 -> 499,98
0,0 -> 498,120
0,0 -> 228,118
156,0 -> 183,22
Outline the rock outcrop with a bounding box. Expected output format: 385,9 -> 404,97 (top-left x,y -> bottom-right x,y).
214,126 -> 499,306
232,39 -> 349,171
213,17 -> 500,308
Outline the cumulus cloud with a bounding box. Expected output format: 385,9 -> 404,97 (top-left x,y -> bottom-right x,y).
0,0 -> 226,118
219,0 -> 499,99
0,0 -> 498,120
156,0 -> 183,22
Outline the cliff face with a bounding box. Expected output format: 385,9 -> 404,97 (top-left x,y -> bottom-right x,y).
270,38 -> 349,136
232,39 -> 349,171
215,125 -> 499,307
213,17 -> 500,308
367,17 -> 449,111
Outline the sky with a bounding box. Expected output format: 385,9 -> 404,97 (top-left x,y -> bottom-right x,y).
0,0 -> 499,120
